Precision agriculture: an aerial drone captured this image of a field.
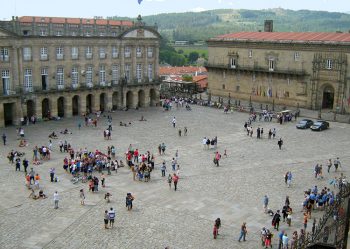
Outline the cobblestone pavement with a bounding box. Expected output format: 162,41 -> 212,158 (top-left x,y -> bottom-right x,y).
0,105 -> 349,249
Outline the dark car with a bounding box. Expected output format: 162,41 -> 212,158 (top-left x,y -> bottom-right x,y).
310,120 -> 329,131
296,119 -> 314,129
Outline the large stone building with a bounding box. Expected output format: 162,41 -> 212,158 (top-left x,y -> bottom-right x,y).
207,29 -> 350,113
0,15 -> 160,127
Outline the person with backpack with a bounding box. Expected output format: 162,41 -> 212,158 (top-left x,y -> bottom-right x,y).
272,210 -> 281,231
278,138 -> 283,150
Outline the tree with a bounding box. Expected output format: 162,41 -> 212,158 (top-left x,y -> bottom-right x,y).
189,51 -> 199,63
182,75 -> 193,82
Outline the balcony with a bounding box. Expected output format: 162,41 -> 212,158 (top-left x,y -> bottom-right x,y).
23,55 -> 32,61
136,52 -> 142,58
40,54 -> 48,61
0,55 -> 9,62
124,52 -> 131,58
72,83 -> 79,89
206,63 -> 307,76
56,54 -> 64,60
57,85 -> 65,90
99,53 -> 106,59
147,52 -> 153,58
24,87 -> 33,93
112,53 -> 118,58
2,89 -> 17,96
86,83 -> 93,88
86,53 -> 92,59
71,54 -> 78,60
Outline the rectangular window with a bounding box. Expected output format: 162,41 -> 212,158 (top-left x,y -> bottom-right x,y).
41,68 -> 48,91
56,67 -> 64,88
248,50 -> 253,58
230,58 -> 236,69
99,65 -> 106,85
56,30 -> 62,36
40,47 -> 48,60
0,48 -> 9,62
147,47 -> 153,58
86,46 -> 92,59
112,65 -> 119,85
2,69 -> 10,95
136,47 -> 142,58
71,67 -> 79,87
268,59 -> 274,71
326,59 -> 333,70
86,66 -> 93,87
148,64 -> 153,81
124,47 -> 131,58
136,64 -> 142,83
39,29 -> 47,36
56,47 -> 64,60
71,47 -> 79,59
294,52 -> 300,61
24,68 -> 33,91
23,47 -> 32,61
99,48 -> 106,59
124,64 -> 130,82
112,46 -> 119,58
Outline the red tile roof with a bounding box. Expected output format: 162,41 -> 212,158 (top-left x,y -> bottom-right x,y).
18,16 -> 133,27
211,32 -> 350,43
159,66 -> 207,76
192,75 -> 208,89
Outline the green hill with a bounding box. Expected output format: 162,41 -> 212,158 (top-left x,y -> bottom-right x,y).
110,8 -> 350,42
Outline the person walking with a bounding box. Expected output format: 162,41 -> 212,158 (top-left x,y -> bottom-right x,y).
167,174 -> 172,189
49,167 -> 55,182
278,138 -> 283,150
282,233 -> 289,249
263,195 -> 269,213
80,189 -> 85,205
172,173 -> 179,191
238,222 -> 247,242
287,171 -> 292,188
172,117 -> 176,128
334,157 -> 341,172
161,161 -> 166,177
327,159 -> 332,173
2,133 -> 6,145
53,191 -> 59,209
272,210 -> 281,231
22,158 -> 29,174
108,207 -> 116,228
104,210 -> 109,229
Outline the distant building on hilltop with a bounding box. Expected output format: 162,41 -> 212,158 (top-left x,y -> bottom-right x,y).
206,29 -> 350,113
0,15 -> 161,127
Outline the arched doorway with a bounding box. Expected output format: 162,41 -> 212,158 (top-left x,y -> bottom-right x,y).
112,92 -> 119,110
150,89 -> 157,106
126,91 -> 133,108
86,94 -> 93,114
322,85 -> 334,109
57,97 -> 65,117
100,93 -> 106,112
26,100 -> 35,118
42,98 -> 50,118
138,90 -> 145,107
72,95 -> 79,116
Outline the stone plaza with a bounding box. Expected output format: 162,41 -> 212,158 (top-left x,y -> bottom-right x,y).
0,104 -> 349,249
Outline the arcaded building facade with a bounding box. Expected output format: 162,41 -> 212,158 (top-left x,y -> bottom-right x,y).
0,16 -> 160,127
207,31 -> 350,113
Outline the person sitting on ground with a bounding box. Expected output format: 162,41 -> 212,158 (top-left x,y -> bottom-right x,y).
28,189 -> 38,199
38,189 -> 47,199
119,160 -> 125,167
60,128 -> 72,134
104,192 -> 112,203
19,139 -> 28,147
48,131 -> 58,139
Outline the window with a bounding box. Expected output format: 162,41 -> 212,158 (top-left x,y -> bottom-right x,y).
85,32 -> 91,37
124,47 -> 131,58
248,50 -> 253,58
99,65 -> 106,85
147,47 -> 153,58
294,52 -> 300,61
99,48 -> 106,59
23,47 -> 32,61
136,47 -> 142,58
148,64 -> 153,81
71,67 -> 79,87
326,59 -> 333,70
86,46 -> 92,59
0,48 -> 9,62
39,29 -> 47,36
40,47 -> 48,60
230,58 -> 236,69
86,66 -> 93,87
24,68 -> 33,91
41,68 -> 48,90
112,65 -> 119,84
56,30 -> 62,36
236,85 -> 240,92
99,32 -> 105,37
222,84 -> 225,90
56,47 -> 64,60
136,64 -> 142,82
2,70 -> 10,95
124,64 -> 130,82
71,31 -> 77,36
71,47 -> 78,59
56,67 -> 64,88
112,32 -> 117,37
268,59 -> 274,71
112,46 -> 119,58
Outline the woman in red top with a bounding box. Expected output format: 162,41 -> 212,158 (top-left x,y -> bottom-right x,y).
172,173 -> 179,191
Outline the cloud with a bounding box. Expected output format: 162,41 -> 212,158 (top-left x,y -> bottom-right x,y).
191,7 -> 206,12
217,0 -> 222,3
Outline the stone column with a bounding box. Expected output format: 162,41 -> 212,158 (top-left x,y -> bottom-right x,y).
0,102 -> 4,128
92,93 -> 100,112
14,100 -> 23,125
144,89 -> 150,107
65,95 -> 73,118
35,98 -> 42,120
106,92 -> 113,111
50,97 -> 58,117
79,94 -> 87,115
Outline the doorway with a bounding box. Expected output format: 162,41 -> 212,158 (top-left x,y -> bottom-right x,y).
3,103 -> 14,126
322,86 -> 334,109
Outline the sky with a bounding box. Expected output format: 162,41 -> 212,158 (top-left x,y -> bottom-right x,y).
1,0 -> 350,20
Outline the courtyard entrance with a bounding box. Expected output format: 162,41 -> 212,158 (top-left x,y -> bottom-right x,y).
3,102 -> 14,126
322,85 -> 334,109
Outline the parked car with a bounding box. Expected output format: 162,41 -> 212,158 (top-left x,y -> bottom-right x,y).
310,120 -> 329,131
296,119 -> 314,129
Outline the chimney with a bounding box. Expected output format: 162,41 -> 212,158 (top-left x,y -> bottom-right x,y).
264,20 -> 273,32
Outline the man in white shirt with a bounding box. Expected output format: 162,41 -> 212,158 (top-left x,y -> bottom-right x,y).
172,117 -> 176,128
108,207 -> 116,228
53,191 -> 59,209
202,137 -> 207,149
